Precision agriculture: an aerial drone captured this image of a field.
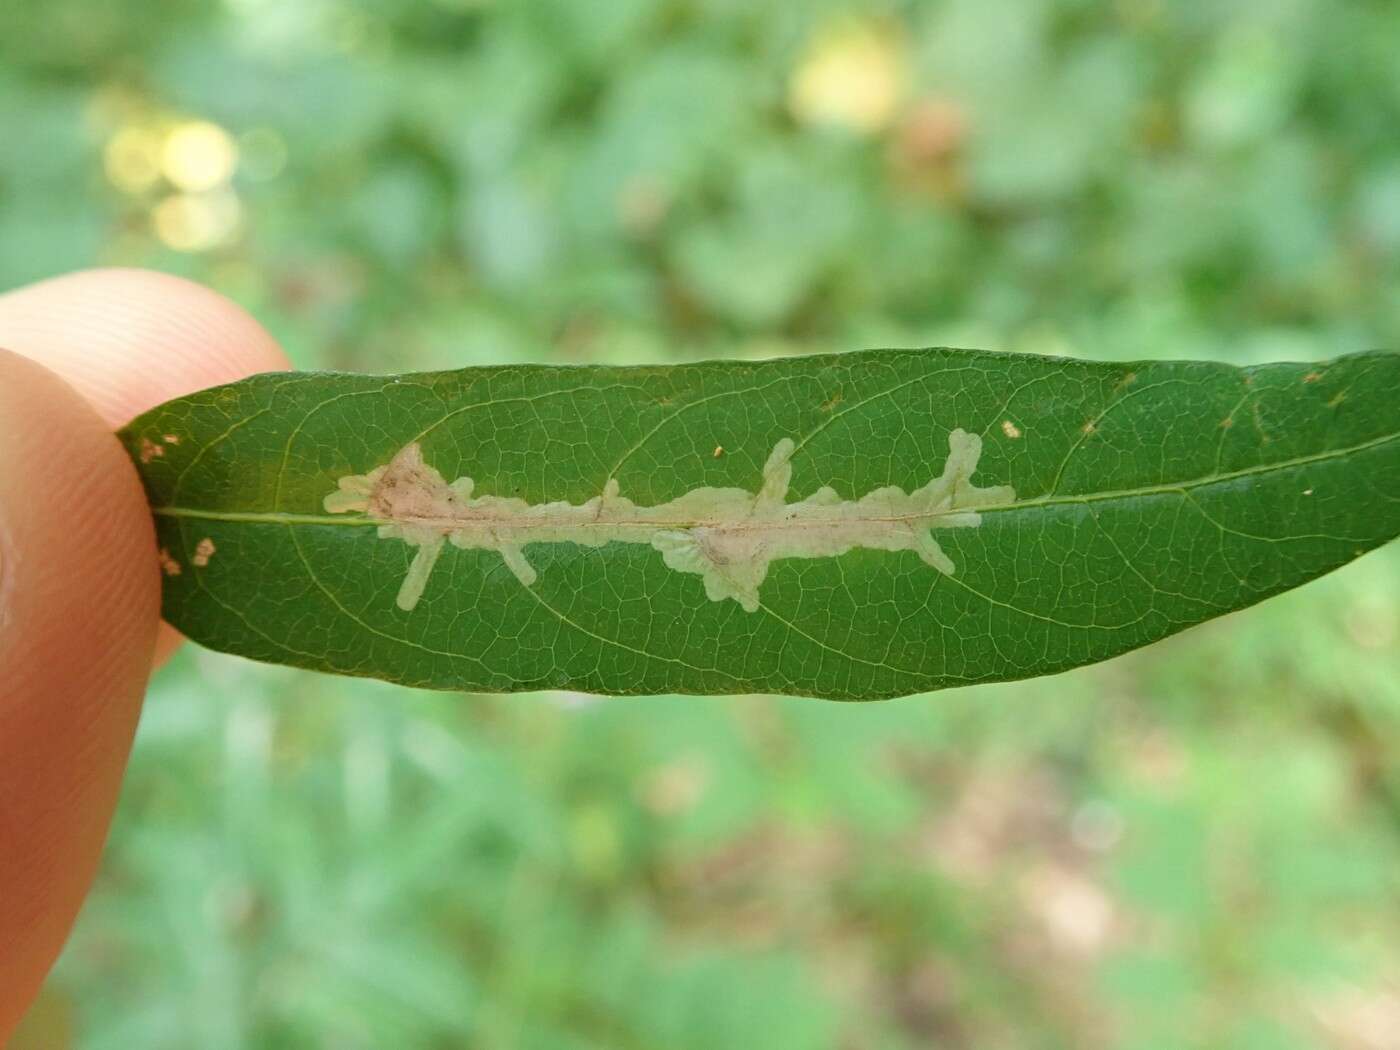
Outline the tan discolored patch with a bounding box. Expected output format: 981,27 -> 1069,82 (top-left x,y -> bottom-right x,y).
1081,421 -> 1097,436
1000,419 -> 1022,440
325,430 -> 1016,613
713,445 -> 724,458
140,437 -> 165,464
1302,371 -> 1323,384
158,548 -> 182,576
192,537 -> 217,567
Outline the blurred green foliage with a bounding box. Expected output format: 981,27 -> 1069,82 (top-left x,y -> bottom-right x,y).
5,0 -> 1400,1046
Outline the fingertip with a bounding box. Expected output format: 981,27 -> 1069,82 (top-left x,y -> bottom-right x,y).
0,267 -> 294,681
0,268 -> 290,428
0,350 -> 160,1037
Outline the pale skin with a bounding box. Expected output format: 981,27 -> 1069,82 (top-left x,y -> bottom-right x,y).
0,269 -> 290,1041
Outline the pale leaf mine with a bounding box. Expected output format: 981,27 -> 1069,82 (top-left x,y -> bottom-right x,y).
324,430 -> 1015,612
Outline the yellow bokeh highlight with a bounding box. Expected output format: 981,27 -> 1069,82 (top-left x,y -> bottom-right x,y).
103,125 -> 165,193
162,120 -> 239,192
153,190 -> 243,252
789,19 -> 906,134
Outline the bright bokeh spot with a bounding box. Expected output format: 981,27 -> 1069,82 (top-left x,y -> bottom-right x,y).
103,125 -> 165,193
162,120 -> 239,192
789,19 -> 905,134
152,189 -> 242,251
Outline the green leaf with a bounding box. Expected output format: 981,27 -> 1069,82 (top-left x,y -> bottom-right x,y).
119,347 -> 1400,700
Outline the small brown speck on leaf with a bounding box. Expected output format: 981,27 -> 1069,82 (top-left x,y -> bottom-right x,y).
158,548 -> 182,576
713,445 -> 724,458
140,438 -> 165,464
163,433 -> 181,445
1001,419 -> 1022,439
1219,416 -> 1234,429
819,391 -> 843,413
1081,421 -> 1097,436
193,538 -> 217,567
1303,372 -> 1323,384
1328,391 -> 1347,408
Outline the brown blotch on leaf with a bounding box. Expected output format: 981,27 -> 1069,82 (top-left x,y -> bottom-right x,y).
193,538 -> 217,567
713,445 -> 724,458
1000,419 -> 1022,439
1303,372 -> 1323,384
140,437 -> 165,464
163,433 -> 182,445
158,548 -> 182,576
363,445 -> 459,524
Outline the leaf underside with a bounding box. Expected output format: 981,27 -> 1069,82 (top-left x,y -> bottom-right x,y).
120,347 -> 1400,700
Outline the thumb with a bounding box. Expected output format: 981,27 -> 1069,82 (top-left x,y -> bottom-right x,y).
0,349 -> 159,1040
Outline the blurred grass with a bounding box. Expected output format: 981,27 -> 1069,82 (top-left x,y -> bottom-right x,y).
5,0 -> 1400,1047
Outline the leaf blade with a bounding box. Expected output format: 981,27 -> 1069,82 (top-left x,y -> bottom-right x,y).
121,347 -> 1400,699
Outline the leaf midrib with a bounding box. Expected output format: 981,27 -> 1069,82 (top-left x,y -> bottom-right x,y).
150,427 -> 1399,528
